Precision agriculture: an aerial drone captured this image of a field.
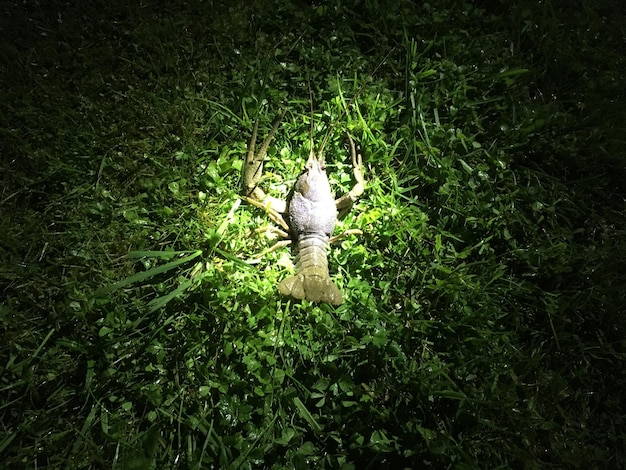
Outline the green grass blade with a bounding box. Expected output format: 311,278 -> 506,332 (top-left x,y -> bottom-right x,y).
94,250 -> 203,297
147,277 -> 197,313
293,397 -> 323,433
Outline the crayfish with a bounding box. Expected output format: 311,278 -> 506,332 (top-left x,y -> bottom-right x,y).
242,110 -> 365,305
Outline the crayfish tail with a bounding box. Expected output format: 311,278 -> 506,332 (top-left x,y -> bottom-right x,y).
278,274 -> 343,306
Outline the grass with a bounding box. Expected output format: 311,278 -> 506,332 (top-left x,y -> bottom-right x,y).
1,0 -> 625,467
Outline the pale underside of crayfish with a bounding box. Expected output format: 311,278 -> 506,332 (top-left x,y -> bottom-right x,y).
242,111 -> 365,305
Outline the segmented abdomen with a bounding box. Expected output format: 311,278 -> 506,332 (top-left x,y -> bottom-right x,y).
295,234 -> 329,274
278,234 -> 343,305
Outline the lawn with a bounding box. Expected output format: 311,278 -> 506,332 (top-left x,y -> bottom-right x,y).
1,0 -> 625,467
